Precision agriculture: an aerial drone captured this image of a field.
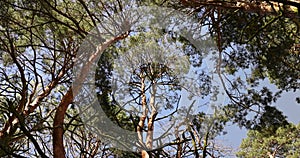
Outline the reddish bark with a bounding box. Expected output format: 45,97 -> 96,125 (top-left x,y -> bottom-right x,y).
53,89 -> 73,158
181,0 -> 299,18
52,33 -> 129,158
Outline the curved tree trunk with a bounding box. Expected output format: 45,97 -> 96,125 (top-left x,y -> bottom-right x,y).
52,33 -> 129,158
53,89 -> 73,158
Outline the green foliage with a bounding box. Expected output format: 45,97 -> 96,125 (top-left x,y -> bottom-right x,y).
237,123 -> 300,158
95,47 -> 137,132
210,8 -> 300,131
220,10 -> 300,91
1,0 -> 300,157
223,86 -> 286,130
252,106 -> 289,136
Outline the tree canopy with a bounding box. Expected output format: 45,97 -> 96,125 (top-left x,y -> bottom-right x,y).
237,123 -> 300,158
0,0 -> 299,157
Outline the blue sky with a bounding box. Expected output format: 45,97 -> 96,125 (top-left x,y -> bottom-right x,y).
219,82 -> 300,153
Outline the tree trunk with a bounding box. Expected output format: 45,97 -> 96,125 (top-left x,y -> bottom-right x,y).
53,89 -> 73,158
142,150 -> 150,158
137,76 -> 149,158
181,0 -> 299,18
137,76 -> 147,148
146,84 -> 157,149
52,33 -> 129,158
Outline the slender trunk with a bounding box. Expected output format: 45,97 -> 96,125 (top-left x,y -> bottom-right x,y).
137,76 -> 149,158
202,126 -> 211,158
176,143 -> 182,158
175,128 -> 182,158
189,130 -> 200,158
146,83 -> 157,149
